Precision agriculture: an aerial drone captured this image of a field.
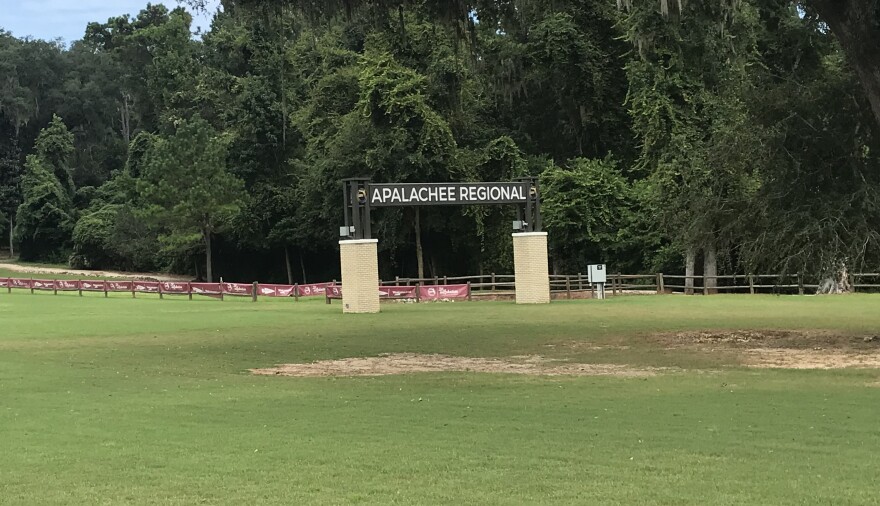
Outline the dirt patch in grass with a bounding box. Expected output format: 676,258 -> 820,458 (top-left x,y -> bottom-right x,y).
251,353 -> 658,378
745,349 -> 880,369
656,330 -> 880,369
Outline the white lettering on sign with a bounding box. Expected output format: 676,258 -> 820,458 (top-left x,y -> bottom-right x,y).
369,182 -> 533,207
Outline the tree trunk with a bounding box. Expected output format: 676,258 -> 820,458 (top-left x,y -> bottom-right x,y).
8,216 -> 13,258
415,208 -> 424,279
704,243 -> 718,295
684,246 -> 696,295
205,231 -> 213,283
300,253 -> 307,284
817,262 -> 853,294
812,0 -> 880,130
120,93 -> 132,145
284,246 -> 294,285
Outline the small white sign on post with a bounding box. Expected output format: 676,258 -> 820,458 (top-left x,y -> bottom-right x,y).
588,264 -> 607,300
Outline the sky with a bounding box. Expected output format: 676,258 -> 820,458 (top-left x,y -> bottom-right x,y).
1,0 -> 222,43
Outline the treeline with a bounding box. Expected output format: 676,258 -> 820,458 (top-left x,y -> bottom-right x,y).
0,0 -> 878,284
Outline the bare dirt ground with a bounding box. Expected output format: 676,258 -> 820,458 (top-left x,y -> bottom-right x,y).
657,330 -> 880,369
252,330 -> 880,379
0,262 -> 185,281
251,353 -> 659,378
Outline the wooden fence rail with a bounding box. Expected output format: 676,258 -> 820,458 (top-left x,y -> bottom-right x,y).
380,272 -> 880,297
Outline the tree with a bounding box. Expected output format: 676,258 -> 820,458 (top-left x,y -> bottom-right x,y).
34,115 -> 76,195
806,0 -> 880,128
139,116 -> 244,282
13,155 -> 75,261
541,157 -> 638,273
0,132 -> 23,256
621,0 -> 761,288
13,118 -> 78,261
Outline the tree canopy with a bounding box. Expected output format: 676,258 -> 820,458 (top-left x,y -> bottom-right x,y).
0,0 -> 878,283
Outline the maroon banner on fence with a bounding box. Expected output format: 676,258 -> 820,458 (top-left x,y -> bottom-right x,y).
32,279 -> 55,291
419,284 -> 469,300
190,283 -> 222,296
379,286 -> 418,298
134,281 -> 160,293
297,282 -> 335,297
222,283 -> 253,296
160,282 -> 188,294
57,280 -> 80,291
107,281 -> 132,292
0,278 -> 10,288
80,280 -> 106,292
258,284 -> 297,297
11,278 -> 32,289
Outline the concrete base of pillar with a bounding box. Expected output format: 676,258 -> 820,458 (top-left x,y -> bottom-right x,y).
512,232 -> 550,304
339,239 -> 380,314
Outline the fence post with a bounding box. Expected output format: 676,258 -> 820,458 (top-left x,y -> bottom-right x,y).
577,273 -> 583,290
415,283 -> 421,303
104,280 -> 108,298
467,281 -> 472,301
395,275 -> 400,286
748,274 -> 755,295
53,280 -> 57,296
159,283 -> 163,300
132,282 -> 136,298
491,273 -> 496,292
797,274 -> 804,296
188,282 -> 193,300
566,276 -> 572,299
7,278 -> 10,294
30,278 -> 34,295
252,282 -> 258,302
703,276 -> 708,296
220,282 -> 224,301
78,280 -> 82,297
443,276 -> 448,285
657,273 -> 664,294
294,284 -> 299,302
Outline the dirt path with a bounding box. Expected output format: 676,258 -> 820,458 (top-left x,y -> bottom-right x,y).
251,353 -> 659,378
0,263 -> 186,281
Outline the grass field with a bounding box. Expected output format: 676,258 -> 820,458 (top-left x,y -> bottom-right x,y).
2,292 -> 879,504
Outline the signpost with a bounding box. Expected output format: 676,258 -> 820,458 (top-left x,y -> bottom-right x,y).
338,177 -> 546,313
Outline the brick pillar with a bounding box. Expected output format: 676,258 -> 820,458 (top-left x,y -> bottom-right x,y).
512,232 -> 550,304
339,239 -> 380,314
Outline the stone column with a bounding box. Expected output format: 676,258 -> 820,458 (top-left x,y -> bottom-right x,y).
339,239 -> 380,314
512,232 -> 550,304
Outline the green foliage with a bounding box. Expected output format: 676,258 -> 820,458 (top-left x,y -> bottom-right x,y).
5,0 -> 880,279
13,155 -> 75,261
33,115 -> 76,195
139,116 -> 245,280
0,132 -> 23,221
70,205 -> 120,268
542,158 -> 639,272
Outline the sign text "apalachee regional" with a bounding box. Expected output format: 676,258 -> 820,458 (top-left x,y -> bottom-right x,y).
369,183 -> 531,207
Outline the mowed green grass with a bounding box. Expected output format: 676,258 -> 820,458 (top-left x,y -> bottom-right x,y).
1,292 -> 879,505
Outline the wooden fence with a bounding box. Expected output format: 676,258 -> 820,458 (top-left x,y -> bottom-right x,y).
382,272 -> 880,298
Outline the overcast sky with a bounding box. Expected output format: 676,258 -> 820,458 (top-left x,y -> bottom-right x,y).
1,0 -> 221,43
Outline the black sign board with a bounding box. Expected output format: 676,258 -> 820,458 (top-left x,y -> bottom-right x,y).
369,182 -> 530,207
